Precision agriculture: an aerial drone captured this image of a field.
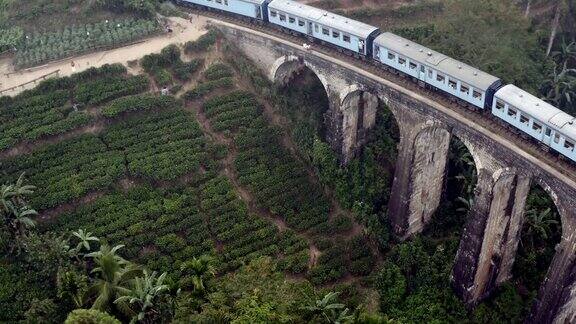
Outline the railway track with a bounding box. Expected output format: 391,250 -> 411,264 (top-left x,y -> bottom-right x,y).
181,5 -> 576,183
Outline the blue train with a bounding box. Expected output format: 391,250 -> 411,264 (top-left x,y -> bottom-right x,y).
174,0 -> 576,163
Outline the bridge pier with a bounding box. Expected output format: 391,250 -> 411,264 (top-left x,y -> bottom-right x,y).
451,169 -> 530,304
527,205 -> 576,324
388,118 -> 451,238
339,91 -> 378,163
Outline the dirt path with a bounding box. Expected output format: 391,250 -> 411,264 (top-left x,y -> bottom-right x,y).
0,16 -> 210,96
39,191 -> 107,222
0,121 -> 105,160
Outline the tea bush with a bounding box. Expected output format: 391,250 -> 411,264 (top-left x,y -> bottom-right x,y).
14,19 -> 160,68
101,94 -> 178,118
103,106 -> 212,180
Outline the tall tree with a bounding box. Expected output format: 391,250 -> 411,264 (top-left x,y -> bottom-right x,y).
84,244 -> 142,314
546,0 -> 568,56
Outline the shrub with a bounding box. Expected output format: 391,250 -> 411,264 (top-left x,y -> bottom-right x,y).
173,59 -> 203,81
203,63 -> 233,81
64,309 -> 121,324
101,94 -> 177,118
156,234 -> 185,254
184,29 -> 218,54
154,69 -> 173,87
183,77 -> 233,100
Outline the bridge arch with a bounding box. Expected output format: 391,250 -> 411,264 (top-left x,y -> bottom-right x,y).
270,55 -> 330,96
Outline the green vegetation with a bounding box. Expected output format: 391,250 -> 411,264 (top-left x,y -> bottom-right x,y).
102,94 -> 177,118
14,18 -> 160,68
0,89 -> 91,151
184,29 -> 218,54
0,135 -> 125,210
183,63 -> 234,99
141,44 -> 204,86
103,106 -> 212,180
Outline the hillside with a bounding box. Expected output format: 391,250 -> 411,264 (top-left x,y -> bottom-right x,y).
0,0 -> 571,323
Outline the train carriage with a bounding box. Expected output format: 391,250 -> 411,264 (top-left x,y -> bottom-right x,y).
493,85 -> 576,162
267,0 -> 380,56
177,0 -> 270,20
373,32 -> 501,109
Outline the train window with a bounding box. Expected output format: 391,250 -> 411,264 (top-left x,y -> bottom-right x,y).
565,140 -> 574,151
270,10 -> 277,17
388,52 -> 395,60
460,84 -> 469,94
473,90 -> 482,99
428,69 -> 433,78
298,19 -> 305,26
448,79 -> 457,89
545,128 -> 552,136
343,34 -> 350,42
315,24 -> 319,32
224,0 -> 228,4
533,122 -> 543,133
398,57 -> 406,65
279,13 -> 286,21
520,114 -> 529,124
554,133 -> 561,143
409,62 -> 417,69
333,31 -> 340,38
215,0 -> 221,3
289,17 -> 295,23
322,28 -> 329,35
496,100 -> 504,110
436,73 -> 445,83
507,107 -> 517,117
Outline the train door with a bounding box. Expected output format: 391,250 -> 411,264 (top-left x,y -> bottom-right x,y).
543,127 -> 553,145
418,64 -> 426,81
358,39 -> 365,54
307,22 -> 313,36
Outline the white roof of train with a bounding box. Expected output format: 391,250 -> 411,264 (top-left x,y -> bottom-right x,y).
374,32 -> 500,91
268,0 -> 379,38
496,84 -> 576,140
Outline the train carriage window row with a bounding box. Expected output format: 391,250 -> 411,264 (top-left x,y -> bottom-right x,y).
175,0 -> 576,162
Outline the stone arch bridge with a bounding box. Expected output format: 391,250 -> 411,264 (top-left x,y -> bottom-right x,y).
213,21 -> 576,323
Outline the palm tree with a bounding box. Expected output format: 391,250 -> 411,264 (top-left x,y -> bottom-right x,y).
179,255 -> 216,294
84,244 -> 142,312
114,270 -> 170,323
304,291 -> 353,323
1,173 -> 38,254
524,207 -> 559,249
551,39 -> 576,67
456,196 -> 474,214
72,229 -> 100,255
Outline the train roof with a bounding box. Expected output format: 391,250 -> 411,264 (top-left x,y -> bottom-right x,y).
374,32 -> 500,91
496,85 -> 576,140
268,0 -> 379,38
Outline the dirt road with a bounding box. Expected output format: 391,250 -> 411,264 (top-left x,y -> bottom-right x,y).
0,16 -> 209,96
